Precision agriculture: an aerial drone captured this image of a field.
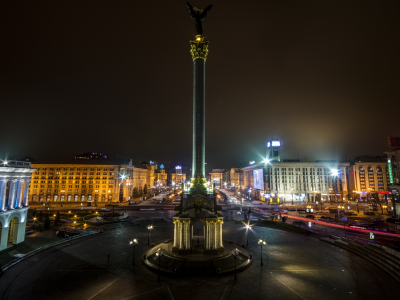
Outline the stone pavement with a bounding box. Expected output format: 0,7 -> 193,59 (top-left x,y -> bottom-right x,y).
0,219 -> 399,300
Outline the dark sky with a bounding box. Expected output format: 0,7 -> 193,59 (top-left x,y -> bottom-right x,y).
1,1 -> 399,169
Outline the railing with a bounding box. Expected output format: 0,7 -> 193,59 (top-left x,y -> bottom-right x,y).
1,160 -> 31,168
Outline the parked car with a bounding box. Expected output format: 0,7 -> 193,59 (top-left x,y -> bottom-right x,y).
364,211 -> 375,215
100,208 -> 111,212
25,230 -> 36,235
344,211 -> 357,216
281,210 -> 288,214
372,218 -> 384,222
56,230 -> 80,238
305,214 -> 315,219
13,254 -> 26,259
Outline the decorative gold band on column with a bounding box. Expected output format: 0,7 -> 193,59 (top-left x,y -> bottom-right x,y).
190,35 -> 209,61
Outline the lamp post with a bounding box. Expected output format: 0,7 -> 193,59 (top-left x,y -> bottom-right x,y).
154,248 -> 165,281
245,224 -> 250,246
130,238 -> 138,266
331,169 -> 341,219
258,239 -> 266,265
147,225 -> 153,245
230,248 -> 241,280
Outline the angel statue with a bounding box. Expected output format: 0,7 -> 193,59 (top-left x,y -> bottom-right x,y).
186,2 -> 213,35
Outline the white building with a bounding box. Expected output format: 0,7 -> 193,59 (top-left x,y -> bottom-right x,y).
243,160 -> 350,203
0,160 -> 35,251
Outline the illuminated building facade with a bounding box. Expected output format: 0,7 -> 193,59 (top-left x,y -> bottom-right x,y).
168,165 -> 187,186
0,160 -> 35,251
154,167 -> 167,187
29,159 -> 154,203
210,169 -> 225,188
350,156 -> 390,197
222,168 -> 242,189
242,161 -> 350,203
384,148 -> 400,185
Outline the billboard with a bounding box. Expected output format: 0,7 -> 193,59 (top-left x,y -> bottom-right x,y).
267,140 -> 281,147
253,169 -> 264,190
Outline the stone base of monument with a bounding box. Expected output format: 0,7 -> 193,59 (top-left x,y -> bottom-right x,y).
143,239 -> 252,276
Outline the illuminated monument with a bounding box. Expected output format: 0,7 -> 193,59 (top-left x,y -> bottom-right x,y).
172,3 -> 224,253
143,4 -> 252,275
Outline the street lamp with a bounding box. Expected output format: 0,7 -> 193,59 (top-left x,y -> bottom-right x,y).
230,248 -> 241,280
258,239 -> 266,265
147,225 -> 153,245
130,238 -> 138,266
245,224 -> 250,246
331,169 -> 341,219
154,248 -> 165,281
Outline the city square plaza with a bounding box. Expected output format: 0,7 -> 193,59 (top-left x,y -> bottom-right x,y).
0,218 -> 399,300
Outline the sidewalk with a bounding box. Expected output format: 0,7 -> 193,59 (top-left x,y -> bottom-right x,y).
0,229 -> 59,266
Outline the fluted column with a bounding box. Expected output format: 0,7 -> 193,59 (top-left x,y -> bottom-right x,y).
213,222 -> 216,249
15,180 -> 23,209
0,179 -> 8,211
219,220 -> 223,247
173,220 -> 178,247
8,179 -> 17,210
23,179 -> 30,207
179,221 -> 183,249
205,222 -> 209,249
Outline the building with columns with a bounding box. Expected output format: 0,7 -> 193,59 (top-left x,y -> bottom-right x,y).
0,160 -> 35,251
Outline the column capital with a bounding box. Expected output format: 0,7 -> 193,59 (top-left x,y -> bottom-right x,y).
189,37 -> 209,61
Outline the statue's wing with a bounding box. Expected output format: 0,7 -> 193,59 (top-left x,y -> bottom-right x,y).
186,2 -> 196,19
199,4 -> 213,20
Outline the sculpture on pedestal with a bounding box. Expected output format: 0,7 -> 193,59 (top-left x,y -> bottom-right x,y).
172,3 -> 223,254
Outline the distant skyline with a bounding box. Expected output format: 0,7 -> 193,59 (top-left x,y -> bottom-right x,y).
1,1 -> 399,169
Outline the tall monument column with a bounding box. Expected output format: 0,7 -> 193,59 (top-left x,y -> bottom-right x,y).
190,36 -> 209,179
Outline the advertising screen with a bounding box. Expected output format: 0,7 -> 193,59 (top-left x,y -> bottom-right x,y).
253,169 -> 264,190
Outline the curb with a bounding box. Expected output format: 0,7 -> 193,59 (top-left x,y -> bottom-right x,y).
1,231 -> 99,272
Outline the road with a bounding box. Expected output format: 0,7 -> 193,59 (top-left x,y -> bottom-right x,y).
0,214 -> 398,300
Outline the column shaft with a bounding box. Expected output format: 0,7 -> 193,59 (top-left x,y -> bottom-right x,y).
192,58 -> 206,179
0,180 -> 7,211
15,180 -> 23,209
219,223 -> 223,247
173,222 -> 177,247
23,180 -> 30,206
8,180 -> 16,210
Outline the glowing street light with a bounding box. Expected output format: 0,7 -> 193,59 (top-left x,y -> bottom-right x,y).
230,248 -> 241,280
263,158 -> 270,164
154,248 -> 165,281
147,225 -> 153,245
245,224 -> 250,246
130,238 -> 138,266
258,239 -> 266,265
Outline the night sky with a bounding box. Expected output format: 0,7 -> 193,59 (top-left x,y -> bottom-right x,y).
1,1 -> 399,169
